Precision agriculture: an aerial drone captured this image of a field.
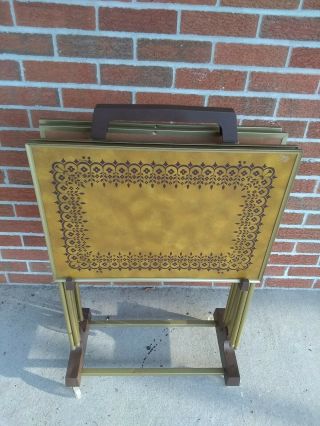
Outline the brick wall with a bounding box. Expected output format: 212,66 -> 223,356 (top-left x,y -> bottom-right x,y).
0,0 -> 319,289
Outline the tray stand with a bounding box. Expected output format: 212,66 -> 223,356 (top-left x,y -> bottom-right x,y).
58,277 -> 255,397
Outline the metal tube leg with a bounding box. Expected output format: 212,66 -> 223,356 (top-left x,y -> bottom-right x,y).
58,283 -> 75,350
64,283 -> 81,347
224,283 -> 237,325
230,291 -> 248,347
234,283 -> 255,349
227,284 -> 241,333
75,283 -> 84,322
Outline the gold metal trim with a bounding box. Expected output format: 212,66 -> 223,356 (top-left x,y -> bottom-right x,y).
26,144 -> 57,279
257,150 -> 302,281
81,367 -> 224,376
89,319 -> 216,327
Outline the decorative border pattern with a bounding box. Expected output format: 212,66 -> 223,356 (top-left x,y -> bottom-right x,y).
50,157 -> 276,273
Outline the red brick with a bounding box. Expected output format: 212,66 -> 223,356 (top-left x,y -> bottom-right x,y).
215,43 -> 288,67
0,261 -> 28,272
80,281 -> 112,286
296,242 -> 320,252
24,61 -> 96,84
278,99 -> 320,118
289,142 -> 320,159
264,265 -> 287,276
222,0 -> 299,7
0,1 -> 13,25
0,61 -> 20,80
290,48 -> 320,69
115,281 -> 162,286
208,96 -> 275,116
7,170 -> 33,185
298,162 -> 320,176
181,12 -> 258,37
303,0 -> 320,9
31,110 -> 92,128
8,273 -> 53,284
29,262 -> 51,273
138,39 -> 212,63
271,241 -> 295,252
2,249 -> 48,261
0,131 -> 39,148
315,280 -> 320,288
176,69 -> 246,90
138,0 -> 216,3
0,170 -> 4,184
277,227 -> 320,239
305,214 -> 320,226
269,254 -> 318,265
100,8 -> 177,33
241,119 -> 307,138
261,16 -> 320,40
264,278 -> 313,288
291,179 -> 316,193
15,2 -> 95,29
0,87 -> 59,107
281,212 -> 304,225
163,281 -> 212,287
286,196 -> 320,210
101,65 -> 172,87
288,267 -> 320,276
62,89 -> 132,109
0,110 -> 29,128
213,282 -> 232,288
0,205 -> 15,217
249,73 -> 319,94
0,274 -> 6,284
0,220 -> 42,233
0,33 -> 53,55
15,205 -> 40,218
136,92 -> 204,106
23,236 -> 46,247
0,235 -> 21,246
0,151 -> 28,167
307,122 -> 320,139
58,35 -> 133,59
0,187 -> 36,202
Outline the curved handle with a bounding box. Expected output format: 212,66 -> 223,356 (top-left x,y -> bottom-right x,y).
91,104 -> 238,144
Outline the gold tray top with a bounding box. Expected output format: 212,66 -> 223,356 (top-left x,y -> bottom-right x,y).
27,142 -> 301,282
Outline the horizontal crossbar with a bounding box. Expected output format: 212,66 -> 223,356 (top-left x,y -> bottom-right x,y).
81,368 -> 224,376
89,319 -> 216,327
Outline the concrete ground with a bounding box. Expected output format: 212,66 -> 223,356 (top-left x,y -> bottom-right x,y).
0,285 -> 319,426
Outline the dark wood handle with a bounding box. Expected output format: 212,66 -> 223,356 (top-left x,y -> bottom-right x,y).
91,104 -> 238,144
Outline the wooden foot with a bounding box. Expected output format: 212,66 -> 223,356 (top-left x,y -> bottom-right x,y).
214,308 -> 240,386
65,308 -> 91,387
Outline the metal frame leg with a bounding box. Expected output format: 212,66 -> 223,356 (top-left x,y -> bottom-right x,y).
58,282 -> 75,350
58,278 -> 91,389
57,277 -> 255,392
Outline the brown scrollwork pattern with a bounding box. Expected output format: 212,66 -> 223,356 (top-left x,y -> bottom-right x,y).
50,157 -> 276,273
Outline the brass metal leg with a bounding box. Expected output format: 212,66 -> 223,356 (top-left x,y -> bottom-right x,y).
230,290 -> 248,347
223,283 -> 236,325
75,283 -> 84,322
58,282 -> 75,350
227,283 -> 241,335
222,279 -> 254,349
64,284 -> 81,347
234,282 -> 255,349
